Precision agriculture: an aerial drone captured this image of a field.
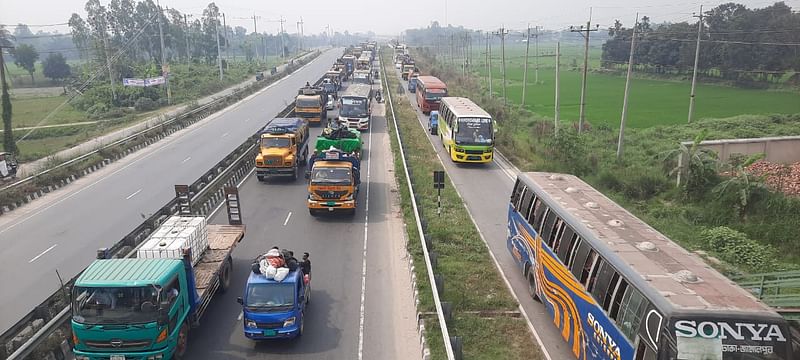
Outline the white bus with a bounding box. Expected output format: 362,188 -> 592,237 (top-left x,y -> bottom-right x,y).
338,84 -> 372,130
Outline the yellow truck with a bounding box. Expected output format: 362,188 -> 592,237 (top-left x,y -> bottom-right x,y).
255,118 -> 309,181
294,85 -> 329,126
305,148 -> 360,216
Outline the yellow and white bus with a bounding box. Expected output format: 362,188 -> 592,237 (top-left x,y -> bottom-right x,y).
437,97 -> 495,163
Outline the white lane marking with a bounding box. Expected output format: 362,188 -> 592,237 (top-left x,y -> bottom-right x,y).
29,244 -> 58,263
0,53 -> 336,237
237,312 -> 243,321
357,99 -> 374,360
125,189 -> 142,200
283,211 -> 292,226
244,118 -> 251,122
221,132 -> 229,138
181,156 -> 192,164
399,70 -> 554,360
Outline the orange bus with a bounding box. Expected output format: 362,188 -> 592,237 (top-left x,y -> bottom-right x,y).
415,76 -> 447,114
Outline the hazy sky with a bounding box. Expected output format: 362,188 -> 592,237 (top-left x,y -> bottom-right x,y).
2,0 -> 798,36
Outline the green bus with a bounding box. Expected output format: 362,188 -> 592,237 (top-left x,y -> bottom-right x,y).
437,97 -> 496,163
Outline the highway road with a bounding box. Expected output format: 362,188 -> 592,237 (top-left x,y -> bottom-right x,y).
395,67 -> 576,359
184,71 -> 421,359
0,49 -> 343,334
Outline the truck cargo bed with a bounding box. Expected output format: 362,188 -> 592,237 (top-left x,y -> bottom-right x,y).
195,225 -> 245,300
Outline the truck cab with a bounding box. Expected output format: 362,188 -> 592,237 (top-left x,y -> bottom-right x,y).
306,149 -> 360,216
255,118 -> 309,181
72,259 -> 192,360
238,268 -> 309,340
295,86 -> 328,126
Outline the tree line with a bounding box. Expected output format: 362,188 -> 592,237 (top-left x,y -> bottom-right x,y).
601,2 -> 800,85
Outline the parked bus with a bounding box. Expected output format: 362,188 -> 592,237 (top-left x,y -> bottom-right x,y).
415,76 -> 447,114
437,97 -> 494,163
507,172 -> 794,360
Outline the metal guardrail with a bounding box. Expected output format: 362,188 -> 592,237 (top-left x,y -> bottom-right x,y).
381,53 -> 457,359
731,270 -> 800,320
0,51 -> 319,208
1,65 -> 325,360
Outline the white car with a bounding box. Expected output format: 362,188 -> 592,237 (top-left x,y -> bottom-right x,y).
395,62 -> 402,69
326,97 -> 335,110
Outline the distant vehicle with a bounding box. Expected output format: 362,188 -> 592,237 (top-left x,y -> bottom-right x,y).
428,110 -> 439,135
437,97 -> 495,163
407,73 -> 419,92
295,85 -> 329,126
255,72 -> 265,81
326,96 -> 335,110
0,152 -> 18,180
416,76 -> 447,114
395,62 -> 402,69
508,172 -> 796,360
238,252 -> 311,340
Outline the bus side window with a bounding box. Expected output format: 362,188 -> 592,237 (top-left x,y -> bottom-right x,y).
616,287 -> 647,340
519,191 -> 534,220
510,180 -> 524,208
570,241 -> 591,279
634,338 -> 657,360
590,260 -> 615,301
531,201 -> 548,230
564,235 -> 581,268
548,218 -> 565,249
539,211 -> 558,242
579,249 -> 598,286
584,254 -> 603,292
556,227 -> 576,262
608,277 -> 629,320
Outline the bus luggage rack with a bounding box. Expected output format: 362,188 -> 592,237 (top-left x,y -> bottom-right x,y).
731,270 -> 800,320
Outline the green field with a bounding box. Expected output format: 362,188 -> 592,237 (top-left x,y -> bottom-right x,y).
7,95 -> 87,128
436,43 -> 800,128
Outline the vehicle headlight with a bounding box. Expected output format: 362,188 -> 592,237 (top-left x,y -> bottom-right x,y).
283,317 -> 296,327
245,319 -> 257,328
455,147 -> 464,153
146,355 -> 164,360
256,160 -> 264,166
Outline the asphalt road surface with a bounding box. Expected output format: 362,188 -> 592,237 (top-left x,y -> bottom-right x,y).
184,73 -> 421,359
396,68 -> 575,359
0,49 -> 343,334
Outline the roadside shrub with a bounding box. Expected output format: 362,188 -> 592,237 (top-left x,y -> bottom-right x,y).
134,97 -> 158,112
620,166 -> 668,200
699,226 -> 775,271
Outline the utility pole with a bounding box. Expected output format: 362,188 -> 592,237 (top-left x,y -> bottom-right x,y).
617,14 -> 638,160
1,45 -> 17,154
554,42 -> 560,136
522,24 -> 530,107
299,17 -> 304,52
488,32 -> 493,98
493,27 -> 508,106
156,1 -> 171,105
534,26 -> 540,83
184,14 -> 191,66
570,9 -> 598,134
101,28 -> 116,102
222,13 -> 229,64
215,14 -> 223,81
688,5 -> 704,123
279,16 -> 286,58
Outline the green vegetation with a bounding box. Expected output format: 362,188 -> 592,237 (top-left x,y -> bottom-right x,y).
382,49 -> 543,359
413,49 -> 800,275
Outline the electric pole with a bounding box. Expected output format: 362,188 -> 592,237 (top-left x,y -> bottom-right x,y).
156,1 -> 171,105
1,45 -> 17,154
484,32 -> 489,89
279,16 -> 286,58
534,26 -> 540,83
215,14 -> 223,81
570,9 -> 598,134
493,27 -> 508,105
554,42 -> 560,136
617,14 -> 638,160
522,24 -> 530,107
488,32 -> 493,98
299,17 -> 304,52
184,14 -> 191,66
688,5 -> 704,124
222,13 -> 229,64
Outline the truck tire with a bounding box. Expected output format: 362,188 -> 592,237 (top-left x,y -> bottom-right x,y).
173,323 -> 189,359
297,312 -> 305,337
219,259 -> 232,294
257,175 -> 265,182
291,168 -> 298,181
309,208 -> 318,216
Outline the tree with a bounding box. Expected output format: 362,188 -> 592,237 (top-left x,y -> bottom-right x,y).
714,153 -> 768,220
659,130 -> 719,198
43,52 -> 72,86
1,26 -> 17,154
12,44 -> 39,85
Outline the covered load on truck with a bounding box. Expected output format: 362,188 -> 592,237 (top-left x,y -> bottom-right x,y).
255,117 -> 309,181
72,213 -> 245,360
239,249 -> 311,340
314,125 -> 362,156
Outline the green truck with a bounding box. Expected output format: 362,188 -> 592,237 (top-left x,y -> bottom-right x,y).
71,217 -> 245,360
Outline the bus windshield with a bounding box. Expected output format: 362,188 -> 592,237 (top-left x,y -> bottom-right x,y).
340,98 -> 368,118
245,283 -> 295,312
424,89 -> 446,102
72,286 -> 160,325
455,118 -> 493,145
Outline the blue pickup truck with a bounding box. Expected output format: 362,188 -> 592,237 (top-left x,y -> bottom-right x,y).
238,265 -> 310,340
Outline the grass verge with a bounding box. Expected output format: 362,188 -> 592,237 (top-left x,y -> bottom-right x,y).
381,48 -> 544,359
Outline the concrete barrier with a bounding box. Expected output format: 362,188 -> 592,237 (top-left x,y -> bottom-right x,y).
685,135 -> 800,164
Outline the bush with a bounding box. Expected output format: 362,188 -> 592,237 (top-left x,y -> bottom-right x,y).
134,97 -> 158,112
699,226 -> 775,271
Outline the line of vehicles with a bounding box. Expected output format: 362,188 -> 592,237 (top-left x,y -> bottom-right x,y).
391,43 -> 797,359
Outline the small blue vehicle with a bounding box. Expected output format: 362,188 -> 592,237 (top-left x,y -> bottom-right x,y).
238,262 -> 310,340
408,76 -> 418,93
428,110 -> 439,135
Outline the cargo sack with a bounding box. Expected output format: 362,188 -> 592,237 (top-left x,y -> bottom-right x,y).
274,267 -> 290,282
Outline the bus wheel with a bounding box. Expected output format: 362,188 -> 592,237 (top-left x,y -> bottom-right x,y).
527,271 -> 541,302
219,259 -> 232,293
173,323 -> 189,359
